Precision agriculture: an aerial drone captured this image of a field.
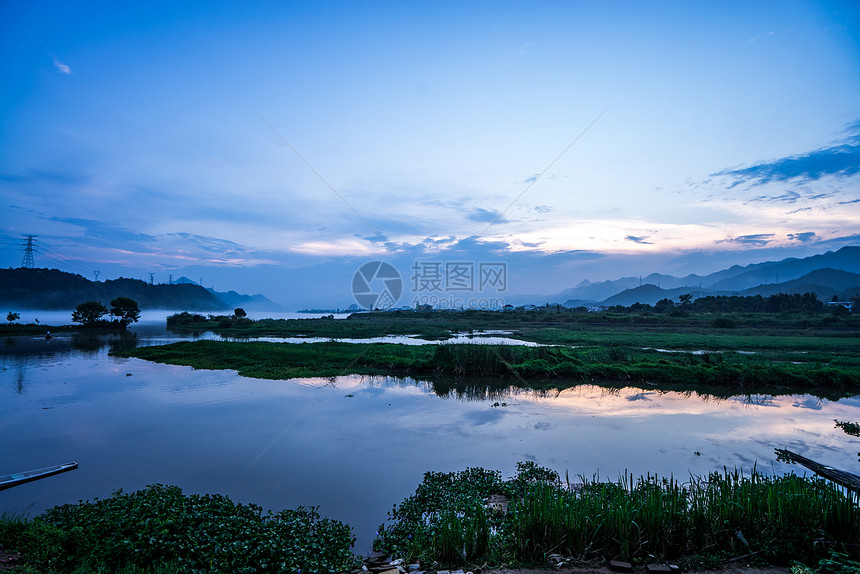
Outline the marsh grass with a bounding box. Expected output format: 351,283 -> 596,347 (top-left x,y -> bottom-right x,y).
165,308 -> 860,350
374,464 -> 860,568
120,340 -> 860,392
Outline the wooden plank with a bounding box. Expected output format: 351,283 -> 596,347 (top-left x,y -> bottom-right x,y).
775,449 -> 860,491
0,462 -> 78,491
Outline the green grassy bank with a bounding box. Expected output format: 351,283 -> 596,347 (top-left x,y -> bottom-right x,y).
165,308 -> 860,349
117,340 -> 860,392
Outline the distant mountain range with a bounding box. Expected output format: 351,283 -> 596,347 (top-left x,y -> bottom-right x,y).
0,268 -> 282,311
558,246 -> 860,307
173,277 -> 281,311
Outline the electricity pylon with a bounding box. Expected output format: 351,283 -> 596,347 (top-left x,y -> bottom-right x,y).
21,235 -> 37,268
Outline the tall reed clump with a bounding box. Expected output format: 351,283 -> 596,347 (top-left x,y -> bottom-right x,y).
684,468 -> 859,562
507,474 -> 690,562
374,466 -> 506,565
374,464 -> 860,569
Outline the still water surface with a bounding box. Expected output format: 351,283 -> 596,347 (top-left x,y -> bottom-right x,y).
2,312 -> 859,552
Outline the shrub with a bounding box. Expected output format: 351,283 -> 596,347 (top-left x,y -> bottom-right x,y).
0,485 -> 356,574
711,316 -> 736,328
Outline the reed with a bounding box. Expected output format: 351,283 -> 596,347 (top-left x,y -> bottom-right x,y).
375,464 -> 860,568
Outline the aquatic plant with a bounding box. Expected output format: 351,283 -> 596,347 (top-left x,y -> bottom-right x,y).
374,464 -> 860,568
0,484 -> 356,574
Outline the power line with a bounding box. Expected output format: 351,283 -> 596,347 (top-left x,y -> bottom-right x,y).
32,241 -> 95,276
29,248 -> 93,278
32,247 -> 91,276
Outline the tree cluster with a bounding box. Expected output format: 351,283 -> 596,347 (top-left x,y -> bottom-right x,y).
607,292 -> 830,314
72,297 -> 141,328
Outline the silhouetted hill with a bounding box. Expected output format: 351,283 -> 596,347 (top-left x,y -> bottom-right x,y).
566,267 -> 860,308
210,289 -> 283,311
737,269 -> 860,299
713,246 -> 860,291
172,277 -> 282,310
0,268 -> 280,310
553,277 -> 639,303
599,284 -> 690,306
556,246 -> 860,304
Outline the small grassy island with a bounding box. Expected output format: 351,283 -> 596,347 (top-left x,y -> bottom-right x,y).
118,303 -> 860,396
120,338 -> 860,395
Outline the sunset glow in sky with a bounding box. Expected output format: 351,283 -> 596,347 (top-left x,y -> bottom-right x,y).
2,1 -> 858,306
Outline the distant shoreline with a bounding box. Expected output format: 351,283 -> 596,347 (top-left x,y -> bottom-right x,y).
0,323 -> 74,336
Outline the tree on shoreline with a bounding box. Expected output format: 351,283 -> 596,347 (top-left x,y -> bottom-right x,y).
110,297 -> 141,327
6,312 -> 19,323
71,298 -> 141,328
72,301 -> 108,326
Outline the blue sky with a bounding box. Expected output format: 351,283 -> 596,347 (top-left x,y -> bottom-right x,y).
1,1 -> 859,307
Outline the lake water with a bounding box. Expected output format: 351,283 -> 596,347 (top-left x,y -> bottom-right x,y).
2,312 -> 859,553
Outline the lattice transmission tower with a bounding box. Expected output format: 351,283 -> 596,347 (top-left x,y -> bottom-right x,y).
21,235 -> 37,268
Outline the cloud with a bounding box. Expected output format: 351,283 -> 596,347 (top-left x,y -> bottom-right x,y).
751,190 -> 801,203
625,235 -> 652,245
466,208 -> 506,224
818,233 -> 860,245
745,189 -> 838,205
718,233 -> 776,246
1,168 -> 88,186
166,232 -> 253,255
51,54 -> 72,74
787,232 -> 816,243
49,216 -> 157,244
713,121 -> 860,186
522,173 -> 540,184
791,397 -> 823,410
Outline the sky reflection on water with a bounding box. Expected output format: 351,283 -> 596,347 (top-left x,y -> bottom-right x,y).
2,319 -> 859,553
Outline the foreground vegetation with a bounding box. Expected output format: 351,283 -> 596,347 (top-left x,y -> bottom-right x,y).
2,465 -> 858,573
374,463 -> 860,569
0,485 -> 356,574
119,338 -> 860,394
